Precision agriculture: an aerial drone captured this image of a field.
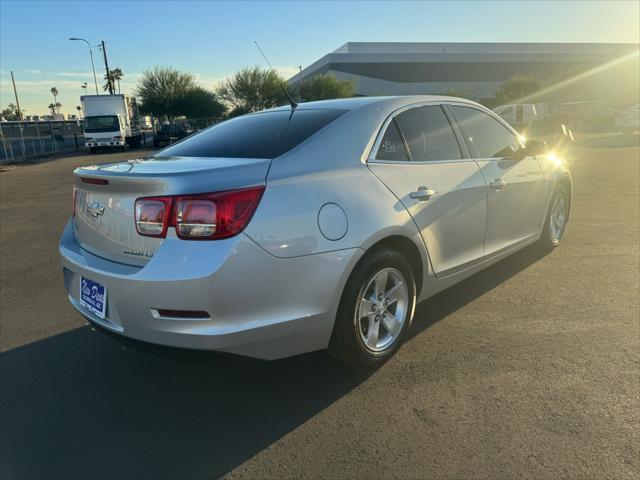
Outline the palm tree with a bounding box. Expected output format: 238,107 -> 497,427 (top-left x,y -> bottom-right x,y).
112,68 -> 123,93
103,68 -> 123,93
76,105 -> 82,118
50,87 -> 59,105
48,103 -> 56,115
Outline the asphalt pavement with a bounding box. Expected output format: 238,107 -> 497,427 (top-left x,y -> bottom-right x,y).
0,136 -> 638,479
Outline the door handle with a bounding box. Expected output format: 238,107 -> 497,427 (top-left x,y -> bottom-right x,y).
489,178 -> 506,189
410,186 -> 436,201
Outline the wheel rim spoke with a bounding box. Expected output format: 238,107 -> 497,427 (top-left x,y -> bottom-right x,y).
374,270 -> 389,298
366,319 -> 380,348
382,312 -> 402,337
385,282 -> 403,306
550,194 -> 567,240
360,298 -> 375,314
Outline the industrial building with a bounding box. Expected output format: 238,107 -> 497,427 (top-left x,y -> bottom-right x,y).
291,42 -> 640,104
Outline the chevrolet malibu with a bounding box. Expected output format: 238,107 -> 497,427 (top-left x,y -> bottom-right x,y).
60,96 -> 572,368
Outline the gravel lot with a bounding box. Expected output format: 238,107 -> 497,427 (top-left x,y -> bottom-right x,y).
1,135 -> 638,479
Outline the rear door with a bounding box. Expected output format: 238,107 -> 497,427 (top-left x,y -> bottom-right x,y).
449,105 -> 546,255
368,104 -> 487,277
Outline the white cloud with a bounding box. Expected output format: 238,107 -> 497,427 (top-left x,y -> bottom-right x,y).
58,72 -> 97,78
275,65 -> 301,80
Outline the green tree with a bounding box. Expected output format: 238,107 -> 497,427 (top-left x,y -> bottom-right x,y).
296,74 -> 356,102
135,66 -> 199,122
494,75 -> 543,104
177,87 -> 226,120
216,67 -> 287,113
1,103 -> 19,120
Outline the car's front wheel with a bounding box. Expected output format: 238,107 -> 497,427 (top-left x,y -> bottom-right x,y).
539,184 -> 570,251
329,248 -> 416,370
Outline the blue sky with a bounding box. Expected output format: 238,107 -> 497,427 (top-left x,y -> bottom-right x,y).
1,0 -> 639,114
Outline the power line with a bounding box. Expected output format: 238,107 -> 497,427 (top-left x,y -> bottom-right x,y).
0,45 -> 101,56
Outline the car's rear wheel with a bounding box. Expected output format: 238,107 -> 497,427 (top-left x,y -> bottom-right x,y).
539,184 -> 569,251
329,248 -> 416,370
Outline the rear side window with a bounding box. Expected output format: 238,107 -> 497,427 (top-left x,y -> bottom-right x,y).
451,106 -> 523,158
375,120 -> 409,161
394,106 -> 462,161
157,109 -> 345,159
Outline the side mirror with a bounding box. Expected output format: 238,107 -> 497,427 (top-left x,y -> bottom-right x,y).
523,139 -> 547,156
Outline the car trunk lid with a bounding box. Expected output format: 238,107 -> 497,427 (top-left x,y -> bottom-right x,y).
73,156 -> 271,266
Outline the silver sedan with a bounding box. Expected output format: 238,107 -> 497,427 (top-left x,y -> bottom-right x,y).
60,96 -> 572,368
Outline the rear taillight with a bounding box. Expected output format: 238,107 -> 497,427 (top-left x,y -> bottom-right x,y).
175,198 -> 217,238
134,197 -> 173,237
134,186 -> 264,240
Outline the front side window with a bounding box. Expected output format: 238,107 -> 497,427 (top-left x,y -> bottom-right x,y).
451,106 -> 523,158
394,106 -> 462,161
375,120 -> 409,161
84,115 -> 120,133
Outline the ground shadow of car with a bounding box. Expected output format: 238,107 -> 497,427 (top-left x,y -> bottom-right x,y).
575,132 -> 639,150
0,244 -> 547,479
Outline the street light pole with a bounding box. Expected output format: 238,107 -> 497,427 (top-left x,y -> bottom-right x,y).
69,37 -> 99,94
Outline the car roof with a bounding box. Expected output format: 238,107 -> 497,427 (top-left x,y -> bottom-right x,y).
268,95 -> 479,113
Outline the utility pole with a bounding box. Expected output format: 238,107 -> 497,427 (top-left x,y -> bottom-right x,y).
10,71 -> 23,121
100,40 -> 114,94
9,71 -> 26,157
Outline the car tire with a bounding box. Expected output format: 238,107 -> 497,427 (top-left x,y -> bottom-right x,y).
328,247 -> 416,370
538,184 -> 570,251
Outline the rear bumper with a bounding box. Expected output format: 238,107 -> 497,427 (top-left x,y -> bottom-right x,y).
59,219 -> 362,359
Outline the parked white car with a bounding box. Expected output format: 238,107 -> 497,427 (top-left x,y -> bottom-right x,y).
615,104 -> 639,133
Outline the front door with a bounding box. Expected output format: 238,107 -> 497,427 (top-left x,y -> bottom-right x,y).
450,105 -> 546,255
368,104 -> 487,277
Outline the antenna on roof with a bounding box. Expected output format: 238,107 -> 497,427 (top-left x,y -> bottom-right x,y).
254,41 -> 298,110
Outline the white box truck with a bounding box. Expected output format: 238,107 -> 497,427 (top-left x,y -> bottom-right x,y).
81,94 -> 142,153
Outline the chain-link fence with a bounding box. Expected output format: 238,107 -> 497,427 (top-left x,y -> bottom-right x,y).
0,120 -> 85,163
0,120 -> 154,164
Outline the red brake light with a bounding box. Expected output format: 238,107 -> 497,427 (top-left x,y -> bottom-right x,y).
134,197 -> 173,237
175,186 -> 265,240
81,177 -> 109,185
134,186 -> 264,240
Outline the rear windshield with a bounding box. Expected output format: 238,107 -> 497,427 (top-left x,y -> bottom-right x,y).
156,109 -> 346,159
84,115 -> 120,133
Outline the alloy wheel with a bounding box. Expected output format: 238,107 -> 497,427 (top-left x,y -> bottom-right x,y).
356,267 -> 409,352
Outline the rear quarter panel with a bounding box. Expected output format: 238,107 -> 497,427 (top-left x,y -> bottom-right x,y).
243,103 -> 428,260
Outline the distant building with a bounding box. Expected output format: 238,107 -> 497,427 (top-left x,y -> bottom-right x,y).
291,42 -> 639,104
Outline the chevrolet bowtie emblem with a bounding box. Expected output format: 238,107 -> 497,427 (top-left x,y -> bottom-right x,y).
86,201 -> 105,217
